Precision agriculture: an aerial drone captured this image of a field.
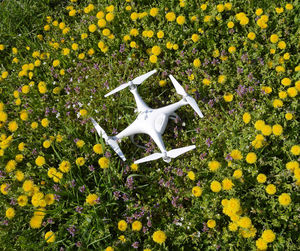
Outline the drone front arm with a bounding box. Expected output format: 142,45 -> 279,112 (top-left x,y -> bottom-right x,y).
130,87 -> 150,112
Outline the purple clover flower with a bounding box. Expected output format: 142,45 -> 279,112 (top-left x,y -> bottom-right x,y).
88,165 -> 95,172
126,177 -> 134,190
93,64 -> 99,70
132,242 -> 139,249
54,194 -> 61,201
205,138 -> 213,147
75,206 -> 83,214
200,152 -> 207,160
53,184 -> 60,192
10,198 -> 16,205
67,225 -> 76,237
176,168 -> 183,176
226,154 -> 233,161
70,180 -> 76,188
79,185 -> 85,193
114,191 -> 121,199
47,218 -> 54,224
237,67 -> 243,73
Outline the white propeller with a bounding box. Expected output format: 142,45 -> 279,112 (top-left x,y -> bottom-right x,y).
91,118 -> 126,161
169,75 -> 204,118
90,118 -> 108,140
134,145 -> 196,164
186,96 -> 204,118
105,69 -> 157,97
169,75 -> 186,96
167,145 -> 196,158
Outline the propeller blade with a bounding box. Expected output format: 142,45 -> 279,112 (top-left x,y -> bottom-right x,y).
107,138 -> 126,161
90,118 -> 108,141
167,145 -> 196,158
104,82 -> 131,97
186,96 -> 204,118
134,152 -> 162,164
132,69 -> 157,85
169,75 -> 187,96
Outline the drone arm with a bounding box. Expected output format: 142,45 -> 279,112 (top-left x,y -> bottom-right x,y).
130,87 -> 150,112
147,130 -> 167,153
158,99 -> 188,116
115,120 -> 144,140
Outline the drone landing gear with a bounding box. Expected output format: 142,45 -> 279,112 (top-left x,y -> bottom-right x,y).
162,152 -> 171,163
169,112 -> 180,122
162,156 -> 171,163
130,134 -> 147,149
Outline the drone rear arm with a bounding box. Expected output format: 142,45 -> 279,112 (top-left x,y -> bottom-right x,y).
147,129 -> 167,153
115,120 -> 143,140
157,99 -> 188,116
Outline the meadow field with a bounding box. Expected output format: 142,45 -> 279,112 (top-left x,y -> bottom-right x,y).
0,0 -> 299,250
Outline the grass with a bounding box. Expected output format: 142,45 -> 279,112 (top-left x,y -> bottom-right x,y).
0,0 -> 299,250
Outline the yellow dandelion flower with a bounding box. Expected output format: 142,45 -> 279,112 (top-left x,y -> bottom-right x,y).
247,32 -> 256,40
261,125 -> 272,136
165,12 -> 176,21
233,169 -> 242,179
130,163 -> 138,171
98,157 -> 110,169
86,193 -> 98,206
118,220 -> 127,231
238,216 -> 252,229
193,58 -> 201,68
242,112 -> 251,124
278,193 -> 291,206
30,216 -> 43,229
75,157 -> 85,166
291,145 -> 300,156
152,230 -> 167,244
176,15 -> 185,25
8,121 -> 18,132
230,150 -> 243,160
45,231 -> 56,243
59,160 -> 71,173
210,181 -> 221,192
228,222 -> 238,231
223,93 -> 233,102
265,184 -> 276,195
149,55 -> 157,64
35,156 -> 45,167
192,186 -> 202,197
207,219 -> 216,228
222,178 -> 234,190
132,220 -> 142,231
245,152 -> 257,164
44,194 -> 55,205
1,183 -> 9,195
256,238 -> 267,250
262,229 -> 276,243
6,208 -> 15,219
17,195 -> 28,207
208,160 -> 221,172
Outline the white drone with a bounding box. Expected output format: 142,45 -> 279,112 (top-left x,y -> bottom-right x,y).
91,69 -> 204,164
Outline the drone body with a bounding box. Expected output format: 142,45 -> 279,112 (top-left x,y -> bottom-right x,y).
91,70 -> 204,164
